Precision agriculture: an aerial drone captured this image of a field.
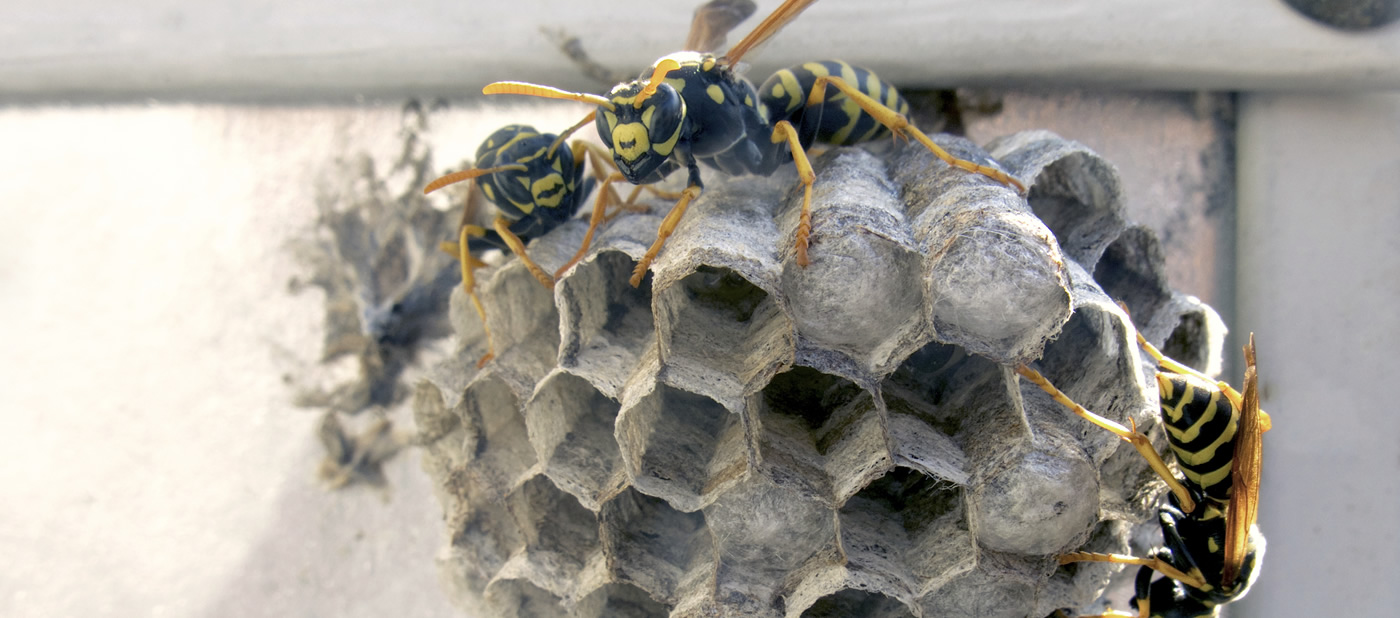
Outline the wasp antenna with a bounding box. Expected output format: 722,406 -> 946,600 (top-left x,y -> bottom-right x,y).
548,111 -> 597,158
424,164 -> 527,194
635,59 -> 682,108
483,82 -> 616,111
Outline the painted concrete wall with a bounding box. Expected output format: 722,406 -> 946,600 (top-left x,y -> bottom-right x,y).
2,0 -> 1397,101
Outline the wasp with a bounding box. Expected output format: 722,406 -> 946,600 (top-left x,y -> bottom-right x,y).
484,0 -> 1026,287
425,124 -> 631,366
1019,332 -> 1270,618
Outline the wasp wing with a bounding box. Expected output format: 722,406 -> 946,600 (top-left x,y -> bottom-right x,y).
685,0 -> 758,52
722,0 -> 820,66
1223,334 -> 1264,587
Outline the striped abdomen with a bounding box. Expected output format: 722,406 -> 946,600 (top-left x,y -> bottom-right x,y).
758,60 -> 910,148
1156,372 -> 1240,504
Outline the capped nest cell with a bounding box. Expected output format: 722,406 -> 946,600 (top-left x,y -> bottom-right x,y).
414,130 -> 1227,617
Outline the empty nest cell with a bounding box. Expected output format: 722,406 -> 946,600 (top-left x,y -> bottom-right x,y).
411,129 -> 1228,617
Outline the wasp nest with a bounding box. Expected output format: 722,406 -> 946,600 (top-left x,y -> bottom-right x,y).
414,130 -> 1226,617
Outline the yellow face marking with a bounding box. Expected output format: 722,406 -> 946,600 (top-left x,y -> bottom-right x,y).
744,94 -> 754,108
641,105 -> 656,127
551,157 -> 563,173
652,114 -> 682,156
1208,537 -> 1220,553
531,174 -> 565,208
481,183 -> 495,201
602,110 -> 619,134
612,123 -> 651,162
706,84 -> 725,104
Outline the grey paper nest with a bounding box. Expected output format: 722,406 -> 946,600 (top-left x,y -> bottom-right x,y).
413,131 -> 1226,618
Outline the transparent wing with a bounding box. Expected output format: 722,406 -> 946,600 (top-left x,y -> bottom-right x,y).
722,0 -> 820,66
685,0 -> 758,52
1223,334 -> 1264,587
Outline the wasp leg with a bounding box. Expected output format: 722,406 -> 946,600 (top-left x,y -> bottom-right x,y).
1056,565 -> 1153,618
630,156 -> 704,287
1058,552 -> 1208,592
637,185 -> 686,202
492,216 -> 554,289
439,223 -> 497,368
1017,364 -> 1197,514
805,76 -> 1026,194
573,141 -> 648,220
769,119 -> 817,266
554,172 -> 625,280
630,184 -> 702,287
608,185 -> 651,219
571,134 -> 677,211
1061,610 -> 1139,618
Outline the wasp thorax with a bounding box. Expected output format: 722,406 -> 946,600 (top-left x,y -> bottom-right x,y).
598,81 -> 686,183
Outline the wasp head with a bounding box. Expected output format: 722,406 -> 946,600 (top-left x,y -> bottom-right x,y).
596,72 -> 686,184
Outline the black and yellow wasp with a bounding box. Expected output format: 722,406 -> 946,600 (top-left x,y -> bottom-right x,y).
485,0 -> 1026,287
424,124 -> 629,366
1018,332 -> 1270,618
422,1 -> 756,366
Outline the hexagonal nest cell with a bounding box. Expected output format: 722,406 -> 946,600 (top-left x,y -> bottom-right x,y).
414,130 -> 1229,617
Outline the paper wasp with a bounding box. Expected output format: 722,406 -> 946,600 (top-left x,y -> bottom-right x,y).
424,124 -> 631,366
484,0 -> 1026,287
423,2 -> 772,366
1019,332 -> 1270,618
